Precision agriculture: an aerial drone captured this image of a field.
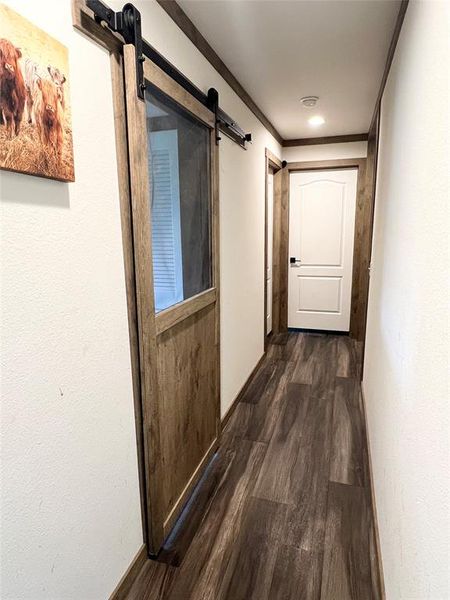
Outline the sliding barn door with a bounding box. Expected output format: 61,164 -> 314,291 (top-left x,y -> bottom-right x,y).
123,46 -> 220,554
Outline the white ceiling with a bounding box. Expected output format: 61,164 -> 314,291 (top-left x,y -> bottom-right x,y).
176,0 -> 401,139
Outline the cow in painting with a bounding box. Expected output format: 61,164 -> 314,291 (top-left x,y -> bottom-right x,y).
32,77 -> 64,159
0,38 -> 26,138
47,65 -> 66,111
24,57 -> 39,124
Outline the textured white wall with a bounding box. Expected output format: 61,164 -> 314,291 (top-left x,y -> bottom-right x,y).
363,2 -> 449,598
1,0 -> 281,598
282,140 -> 367,163
118,0 -> 282,415
0,1 -> 142,599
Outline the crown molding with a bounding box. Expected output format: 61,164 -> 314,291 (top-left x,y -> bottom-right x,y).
283,134 -> 369,148
369,0 -> 409,131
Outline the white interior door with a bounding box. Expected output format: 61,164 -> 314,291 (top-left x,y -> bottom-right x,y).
266,172 -> 274,334
288,169 -> 357,331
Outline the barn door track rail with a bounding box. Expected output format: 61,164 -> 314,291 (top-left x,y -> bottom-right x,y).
86,0 -> 252,148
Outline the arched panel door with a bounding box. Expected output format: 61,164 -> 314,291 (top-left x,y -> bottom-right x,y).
288,169 -> 357,332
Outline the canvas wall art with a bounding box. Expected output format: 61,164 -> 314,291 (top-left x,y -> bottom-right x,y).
0,4 -> 74,182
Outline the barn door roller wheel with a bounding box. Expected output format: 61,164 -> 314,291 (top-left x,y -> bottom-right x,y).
86,0 -> 145,99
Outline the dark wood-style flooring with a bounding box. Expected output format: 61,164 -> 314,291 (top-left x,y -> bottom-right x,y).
125,332 -> 381,600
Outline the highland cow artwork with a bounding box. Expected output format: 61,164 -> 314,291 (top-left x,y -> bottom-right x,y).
0,4 -> 74,182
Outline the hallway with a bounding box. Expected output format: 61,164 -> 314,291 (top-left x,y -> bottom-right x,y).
2,2 -> 448,597
126,332 -> 380,600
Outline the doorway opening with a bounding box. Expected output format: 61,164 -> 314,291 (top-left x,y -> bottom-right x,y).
264,148 -> 283,347
270,157 -> 373,377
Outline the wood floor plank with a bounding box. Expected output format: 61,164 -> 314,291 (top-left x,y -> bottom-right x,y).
240,366 -> 274,404
126,560 -> 176,600
269,331 -> 292,347
269,545 -> 323,600
222,352 -> 296,447
268,331 -> 302,362
291,334 -> 319,384
311,336 -> 337,400
253,383 -> 312,504
282,399 -> 333,551
320,482 -> 373,600
220,401 -> 254,448
329,377 -> 367,487
264,333 -> 290,364
218,497 -> 288,600
369,511 -> 383,600
336,336 -> 357,378
254,377 -> 334,554
243,359 -> 293,444
166,439 -> 267,600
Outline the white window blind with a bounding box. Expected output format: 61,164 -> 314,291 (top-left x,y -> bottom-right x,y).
149,130 -> 183,312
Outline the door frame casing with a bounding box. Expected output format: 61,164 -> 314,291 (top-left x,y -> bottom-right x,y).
264,148 -> 282,345
276,158 -> 371,346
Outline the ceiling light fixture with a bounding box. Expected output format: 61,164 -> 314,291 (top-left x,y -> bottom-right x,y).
308,115 -> 325,127
300,96 -> 319,108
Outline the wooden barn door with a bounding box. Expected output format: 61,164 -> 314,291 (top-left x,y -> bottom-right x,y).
123,46 -> 220,554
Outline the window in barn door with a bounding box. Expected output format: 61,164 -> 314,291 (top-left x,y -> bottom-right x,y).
146,84 -> 211,313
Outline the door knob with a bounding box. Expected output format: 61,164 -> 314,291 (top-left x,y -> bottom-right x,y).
290,257 -> 301,266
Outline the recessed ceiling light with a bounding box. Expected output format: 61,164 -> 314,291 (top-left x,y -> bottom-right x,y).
300,96 -> 319,108
308,115 -> 325,127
